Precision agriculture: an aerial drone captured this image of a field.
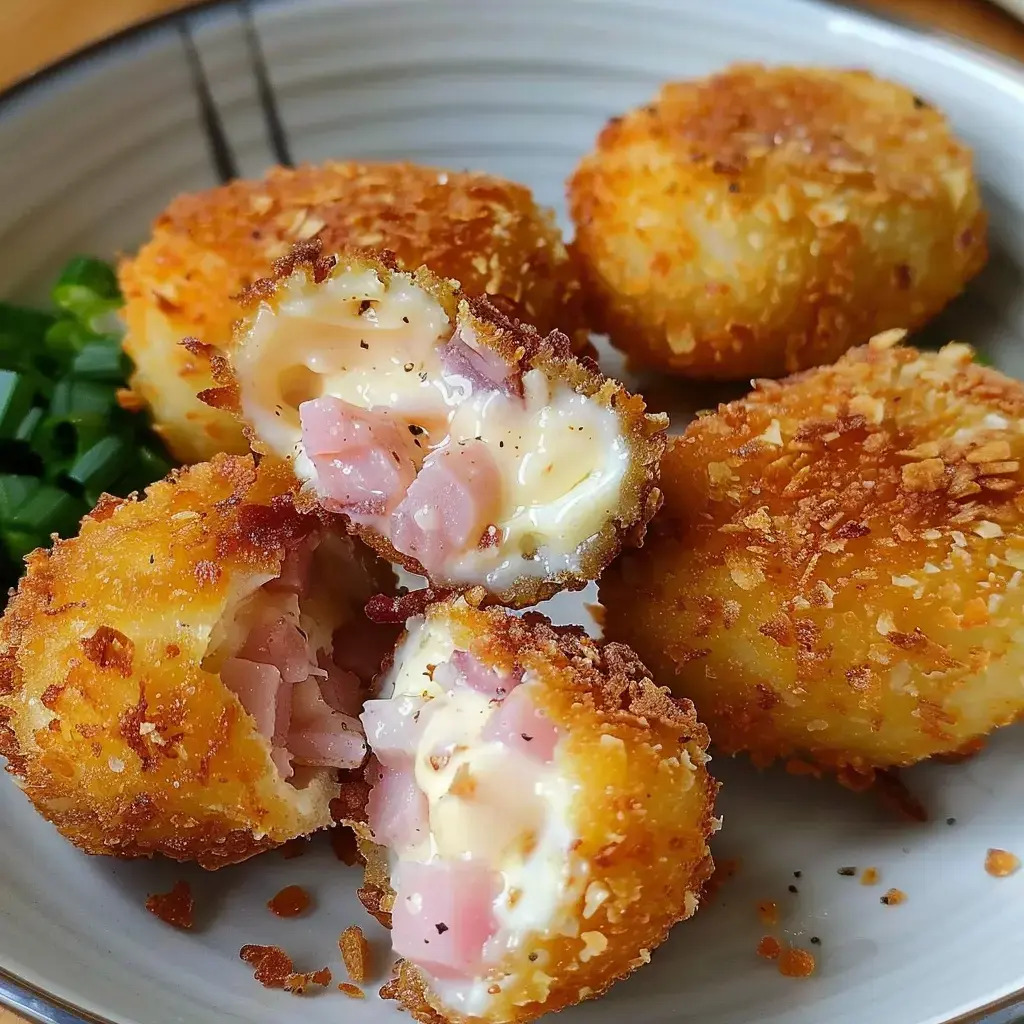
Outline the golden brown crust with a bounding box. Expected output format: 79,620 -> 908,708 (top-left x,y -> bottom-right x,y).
568,64 -> 987,379
374,599 -> 718,1024
215,242 -> 667,609
0,455 -> 393,868
119,161 -> 588,463
601,337 -> 1024,777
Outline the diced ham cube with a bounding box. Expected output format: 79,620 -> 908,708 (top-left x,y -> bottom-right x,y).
391,440 -> 503,573
442,328 -> 521,398
288,678 -> 367,769
450,650 -> 521,701
220,658 -> 283,740
315,660 -> 364,717
239,616 -> 313,684
361,695 -> 432,765
266,533 -> 319,595
365,758 -> 430,851
481,685 -> 560,763
391,859 -> 501,978
299,396 -> 417,517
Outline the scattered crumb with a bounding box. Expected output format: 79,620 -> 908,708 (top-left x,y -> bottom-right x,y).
860,867 -> 879,886
778,947 -> 816,978
880,888 -> 907,905
810,936 -> 821,945
837,866 -> 856,876
339,925 -> 371,983
873,770 -> 928,822
787,884 -> 799,894
946,817 -> 957,826
584,602 -> 606,628
268,885 -> 311,918
338,983 -> 365,999
280,837 -> 310,859
284,968 -> 332,994
145,880 -> 194,930
756,900 -> 778,926
240,944 -> 331,993
330,825 -> 362,865
756,935 -> 781,960
985,849 -> 1021,878
240,945 -> 293,988
793,871 -> 802,878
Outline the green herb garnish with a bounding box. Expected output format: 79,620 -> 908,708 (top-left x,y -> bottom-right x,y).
0,256 -> 172,593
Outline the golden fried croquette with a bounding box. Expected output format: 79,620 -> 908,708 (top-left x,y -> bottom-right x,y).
350,597 -> 718,1024
601,335 -> 1024,782
119,161 -> 588,463
203,242 -> 665,608
568,64 -> 987,380
0,455 -> 399,868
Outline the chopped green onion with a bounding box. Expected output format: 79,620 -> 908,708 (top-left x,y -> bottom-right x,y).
70,340 -> 128,381
0,256 -> 174,595
0,371 -> 36,439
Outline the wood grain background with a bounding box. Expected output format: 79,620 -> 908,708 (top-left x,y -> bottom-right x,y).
0,0 -> 1020,1022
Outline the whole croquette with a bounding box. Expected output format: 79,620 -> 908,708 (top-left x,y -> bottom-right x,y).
204,241 -> 666,609
601,334 -> 1024,782
119,161 -> 589,463
0,455 -> 400,868
350,597 -> 718,1024
568,64 -> 987,380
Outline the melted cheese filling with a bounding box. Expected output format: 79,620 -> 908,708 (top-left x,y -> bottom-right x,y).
234,269 -> 628,591
377,615 -> 583,1016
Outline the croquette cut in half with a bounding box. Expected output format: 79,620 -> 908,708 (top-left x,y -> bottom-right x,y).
0,455 -> 401,868
346,597 -> 718,1024
568,64 -> 987,380
602,334 -> 1024,782
201,241 -> 666,608
119,161 -> 589,463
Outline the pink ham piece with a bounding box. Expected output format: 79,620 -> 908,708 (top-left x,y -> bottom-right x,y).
299,396 -> 417,518
220,657 -> 295,779
288,678 -> 367,768
361,695 -> 432,765
442,329 -> 521,398
392,859 -> 501,979
390,440 -> 503,574
239,615 -> 313,684
481,685 -> 560,763
316,658 -> 364,717
266,533 -> 318,594
450,650 -> 522,701
365,758 -> 430,851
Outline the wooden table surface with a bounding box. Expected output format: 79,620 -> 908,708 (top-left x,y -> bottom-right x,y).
0,0 -> 1021,1022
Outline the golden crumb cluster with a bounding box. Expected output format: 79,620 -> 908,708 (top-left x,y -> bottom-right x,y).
602,339 -> 1024,779
568,64 -> 986,379
0,456 -> 392,867
119,161 -> 588,462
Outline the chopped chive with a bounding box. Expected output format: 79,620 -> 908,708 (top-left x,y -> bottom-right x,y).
70,341 -> 128,381
9,483 -> 84,538
48,378 -> 119,420
0,474 -> 41,520
52,257 -> 121,325
0,371 -> 36,439
0,302 -> 56,345
44,318 -> 100,361
64,435 -> 128,504
14,406 -> 44,443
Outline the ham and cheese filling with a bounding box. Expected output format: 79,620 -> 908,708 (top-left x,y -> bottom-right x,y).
205,533 -> 394,782
360,614 -> 584,1017
234,268 -> 630,592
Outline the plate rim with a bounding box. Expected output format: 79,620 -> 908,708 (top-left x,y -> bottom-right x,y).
0,1 -> 1022,1023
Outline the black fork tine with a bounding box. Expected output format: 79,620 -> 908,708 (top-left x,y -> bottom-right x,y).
240,0 -> 294,167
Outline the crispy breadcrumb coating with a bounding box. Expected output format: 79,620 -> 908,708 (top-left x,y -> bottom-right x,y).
568,64 -> 987,379
358,598 -> 719,1024
119,162 -> 588,463
0,455 -> 395,868
203,242 -> 665,608
602,336 -> 1024,779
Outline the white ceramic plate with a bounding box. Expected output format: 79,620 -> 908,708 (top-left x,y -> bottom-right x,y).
1,2 -> 1023,1023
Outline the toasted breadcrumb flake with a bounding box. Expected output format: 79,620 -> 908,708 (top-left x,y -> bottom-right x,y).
145,880 -> 194,930
339,924 -> 372,983
267,884 -> 311,918
338,982 -> 365,998
757,935 -> 782,960
778,947 -> 816,978
880,888 -> 907,905
860,867 -> 879,886
984,848 -> 1021,877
